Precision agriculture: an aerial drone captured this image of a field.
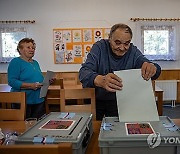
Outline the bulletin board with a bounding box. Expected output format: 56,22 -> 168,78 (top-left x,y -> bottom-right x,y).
53,28 -> 110,64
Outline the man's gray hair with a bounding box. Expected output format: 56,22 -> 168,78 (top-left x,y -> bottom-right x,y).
109,23 -> 133,38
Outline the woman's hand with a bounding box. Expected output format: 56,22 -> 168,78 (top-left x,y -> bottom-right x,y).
49,78 -> 56,85
21,82 -> 42,90
32,82 -> 43,90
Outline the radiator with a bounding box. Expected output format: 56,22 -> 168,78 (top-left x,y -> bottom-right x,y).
155,80 -> 178,107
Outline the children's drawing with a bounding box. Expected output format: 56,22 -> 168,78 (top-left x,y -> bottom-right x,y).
63,30 -> 71,43
104,28 -> 110,39
65,50 -> 74,62
83,44 -> 92,63
73,30 -> 81,42
74,45 -> 82,57
53,28 -> 110,64
54,31 -> 62,42
54,43 -> 60,52
94,29 -> 102,42
55,51 -> 64,63
83,29 -> 92,42
54,43 -> 66,52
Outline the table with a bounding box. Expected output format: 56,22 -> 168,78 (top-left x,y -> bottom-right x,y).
0,120 -> 101,154
0,121 -> 25,135
0,84 -> 11,92
155,85 -> 163,116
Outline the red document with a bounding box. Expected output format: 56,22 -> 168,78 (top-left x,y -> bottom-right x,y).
39,120 -> 75,130
125,123 -> 154,135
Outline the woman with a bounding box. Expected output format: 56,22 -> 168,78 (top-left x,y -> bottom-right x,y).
8,38 -> 45,119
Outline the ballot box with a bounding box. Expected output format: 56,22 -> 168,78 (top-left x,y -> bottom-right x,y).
98,116 -> 180,154
16,112 -> 93,154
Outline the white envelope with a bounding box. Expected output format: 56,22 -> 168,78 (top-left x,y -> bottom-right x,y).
115,69 -> 159,122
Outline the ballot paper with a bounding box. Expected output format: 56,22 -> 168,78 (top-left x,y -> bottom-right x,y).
114,69 -> 159,122
40,70 -> 55,98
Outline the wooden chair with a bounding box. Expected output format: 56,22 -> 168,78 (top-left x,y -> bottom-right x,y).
0,92 -> 26,121
60,88 -> 96,120
61,72 -> 79,85
152,80 -> 155,93
0,143 -> 72,154
0,73 -> 8,84
45,79 -> 63,113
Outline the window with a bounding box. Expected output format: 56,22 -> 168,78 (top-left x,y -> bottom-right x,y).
141,25 -> 176,61
0,26 -> 27,63
136,23 -> 178,61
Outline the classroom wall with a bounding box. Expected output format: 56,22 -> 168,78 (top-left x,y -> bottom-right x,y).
0,0 -> 180,73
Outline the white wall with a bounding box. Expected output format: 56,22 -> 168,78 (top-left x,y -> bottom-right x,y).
0,0 -> 180,72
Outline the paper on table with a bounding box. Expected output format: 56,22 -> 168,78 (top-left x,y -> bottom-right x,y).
40,70 -> 55,98
114,69 -> 159,122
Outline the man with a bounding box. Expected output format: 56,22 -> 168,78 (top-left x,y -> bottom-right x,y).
79,23 -> 161,120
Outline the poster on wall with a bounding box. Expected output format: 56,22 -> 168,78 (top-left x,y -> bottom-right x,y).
53,28 -> 110,64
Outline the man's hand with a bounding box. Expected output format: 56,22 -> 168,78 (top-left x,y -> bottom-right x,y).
141,62 -> 157,81
94,73 -> 122,92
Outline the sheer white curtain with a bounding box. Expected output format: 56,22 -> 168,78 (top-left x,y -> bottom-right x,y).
135,22 -> 179,61
0,25 -> 27,63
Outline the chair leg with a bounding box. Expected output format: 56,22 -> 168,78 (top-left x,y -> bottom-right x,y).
171,100 -> 176,107
45,102 -> 50,114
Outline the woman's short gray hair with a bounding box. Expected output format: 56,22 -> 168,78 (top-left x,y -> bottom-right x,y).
17,38 -> 35,54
